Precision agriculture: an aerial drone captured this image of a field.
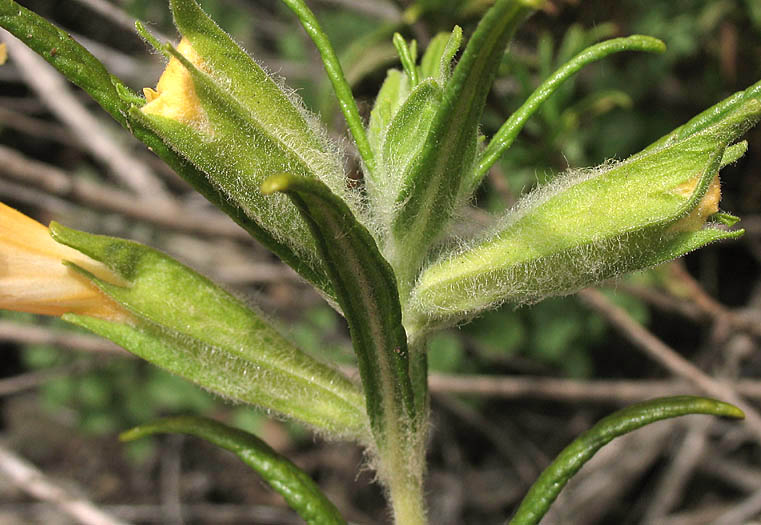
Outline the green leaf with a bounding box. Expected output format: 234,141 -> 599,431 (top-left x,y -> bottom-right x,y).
393,33 -> 420,87
277,0 -> 376,176
389,0 -> 543,287
508,396 -> 744,525
51,223 -> 367,438
410,101 -> 760,327
475,35 -> 667,187
261,174 -> 418,452
121,416 -> 347,525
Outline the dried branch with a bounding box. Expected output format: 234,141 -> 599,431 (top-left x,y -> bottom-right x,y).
428,373 -> 761,403
0,443 -> 131,525
0,145 -> 247,239
1,32 -> 172,202
579,288 -> 761,443
0,320 -> 128,356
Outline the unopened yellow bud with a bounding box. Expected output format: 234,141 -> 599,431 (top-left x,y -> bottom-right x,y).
670,175 -> 721,232
141,38 -> 207,128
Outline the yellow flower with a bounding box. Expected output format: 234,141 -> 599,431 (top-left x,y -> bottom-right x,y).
141,38 -> 207,128
0,202 -> 128,320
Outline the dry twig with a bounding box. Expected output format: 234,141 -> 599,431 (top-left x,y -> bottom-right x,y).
0,443 -> 131,525
579,288 -> 761,444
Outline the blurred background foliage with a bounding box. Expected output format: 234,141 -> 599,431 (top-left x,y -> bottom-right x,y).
1,0 -> 760,523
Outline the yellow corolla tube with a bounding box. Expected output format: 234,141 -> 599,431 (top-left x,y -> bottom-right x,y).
0,202 -> 128,320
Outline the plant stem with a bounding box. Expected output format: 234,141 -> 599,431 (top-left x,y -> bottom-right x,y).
388,466 -> 427,524
386,339 -> 429,525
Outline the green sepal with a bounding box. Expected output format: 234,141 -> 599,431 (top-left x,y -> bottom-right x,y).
389,0 -> 543,286
168,0 -> 338,162
51,223 -> 367,439
371,80 -> 443,224
720,140 -> 748,167
261,174 -> 417,449
121,416 -> 347,525
508,396 -> 744,525
476,35 -> 667,186
410,101 -> 761,327
713,213 -> 741,228
419,26 -> 463,86
133,36 -> 349,296
368,69 -> 410,162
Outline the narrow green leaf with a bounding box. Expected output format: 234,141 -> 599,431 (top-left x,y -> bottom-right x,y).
52,223 -> 367,438
393,33 -> 420,87
509,396 -> 744,525
278,0 -> 376,176
318,22 -> 401,123
261,174 -> 417,448
390,0 -> 543,286
475,35 -> 667,186
121,416 -> 347,525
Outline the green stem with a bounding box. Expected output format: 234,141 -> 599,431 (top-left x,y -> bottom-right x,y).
279,0 -> 376,176
475,35 -> 666,186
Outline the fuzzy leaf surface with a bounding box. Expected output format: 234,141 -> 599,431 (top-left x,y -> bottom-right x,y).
262,174 -> 416,447
52,223 -> 367,438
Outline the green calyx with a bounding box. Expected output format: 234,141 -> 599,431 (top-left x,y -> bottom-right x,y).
50,223 -> 368,440
411,100 -> 761,327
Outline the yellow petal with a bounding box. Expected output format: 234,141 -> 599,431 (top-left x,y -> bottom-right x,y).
0,203 -> 129,321
670,175 -> 721,232
141,38 -> 207,128
0,43 -> 7,66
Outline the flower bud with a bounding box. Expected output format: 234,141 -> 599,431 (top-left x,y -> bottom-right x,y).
410,100 -> 761,326
133,0 -> 350,284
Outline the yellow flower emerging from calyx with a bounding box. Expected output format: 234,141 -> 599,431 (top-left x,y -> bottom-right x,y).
0,202 -> 128,320
142,38 -> 207,127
